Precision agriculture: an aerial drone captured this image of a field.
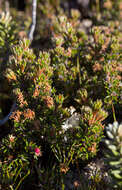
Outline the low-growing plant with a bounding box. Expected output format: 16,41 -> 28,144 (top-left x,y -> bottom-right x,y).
0,36 -> 107,188
0,9 -> 121,189
104,121 -> 122,189
0,11 -> 19,127
50,13 -> 121,107
0,38 -> 56,189
0,12 -> 18,60
103,0 -> 122,21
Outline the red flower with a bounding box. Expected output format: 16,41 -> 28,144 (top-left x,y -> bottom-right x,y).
34,148 -> 42,156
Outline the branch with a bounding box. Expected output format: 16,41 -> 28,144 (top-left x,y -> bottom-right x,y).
28,0 -> 37,42
0,102 -> 16,126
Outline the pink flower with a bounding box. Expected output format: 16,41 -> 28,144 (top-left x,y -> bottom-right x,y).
34,148 -> 41,157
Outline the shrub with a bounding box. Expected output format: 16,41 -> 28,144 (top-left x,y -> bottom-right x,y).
0,12 -> 18,60
0,10 -> 121,189
50,13 -> 121,116
0,39 -> 55,188
0,11 -> 18,127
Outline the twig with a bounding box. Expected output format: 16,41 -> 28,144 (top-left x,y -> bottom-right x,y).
5,0 -> 10,13
112,101 -> 116,122
0,102 -> 16,126
28,0 -> 37,42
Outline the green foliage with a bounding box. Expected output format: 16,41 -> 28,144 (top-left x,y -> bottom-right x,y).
0,12 -> 18,59
0,35 -> 107,188
0,12 -> 18,122
51,14 -> 121,108
103,0 -> 122,21
0,4 -> 121,189
0,157 -> 30,190
104,122 -> 122,189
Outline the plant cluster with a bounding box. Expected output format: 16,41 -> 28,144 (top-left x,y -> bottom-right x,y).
0,2 -> 121,189
104,122 -> 122,189
0,12 -> 19,128
51,12 -> 121,108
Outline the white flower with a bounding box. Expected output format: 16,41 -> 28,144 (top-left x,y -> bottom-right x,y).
62,111 -> 80,132
62,122 -> 72,131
